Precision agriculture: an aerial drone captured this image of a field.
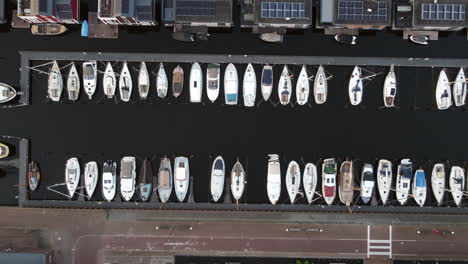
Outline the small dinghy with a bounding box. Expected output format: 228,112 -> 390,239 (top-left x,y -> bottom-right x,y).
296,65 -> 310,105
278,65 -> 292,105
174,156 -> 189,202
396,159 -> 412,205
103,62 -> 116,98
224,63 -> 239,105
138,62 -> 150,99
157,63 -> 168,98
0,143 -> 7,159
338,161 -> 354,206
377,159 -> 392,205
119,62 -> 133,102
412,169 -> 427,207
206,63 -> 220,102
28,161 -> 41,192
243,63 -> 257,107
435,68 -> 452,110
138,158 -> 153,202
267,154 -> 281,205
453,67 -> 466,107
31,24 -> 68,35
383,65 -> 397,107
120,156 -> 136,201
361,163 -> 375,204
322,158 -> 337,205
158,157 -> 173,203
314,65 -> 328,104
349,66 -> 363,106
261,65 -> 273,101
210,156 -> 225,202
189,62 -> 203,103
303,163 -> 317,204
48,60 -> 63,102
172,65 -> 184,98
231,160 -> 245,202
83,60 -> 97,99
65,157 -> 80,198
102,160 -> 117,202
0,83 -> 17,104
84,161 -> 98,199
449,166 -> 465,207
431,163 -> 445,206
67,62 -> 80,101
286,161 -> 301,204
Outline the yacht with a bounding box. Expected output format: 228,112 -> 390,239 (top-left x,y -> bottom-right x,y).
450,166 -> 465,207
278,65 -> 292,105
412,169 -> 427,207
0,83 -> 17,104
261,65 -> 273,101
431,163 -> 445,206
267,154 -> 281,205
206,63 -> 220,102
396,159 -> 413,205
139,158 -> 154,202
189,62 -> 203,103
103,62 -> 116,98
322,158 -> 337,205
314,65 -> 328,104
157,63 -> 168,98
65,157 -> 80,198
296,65 -> 310,105
174,157 -> 189,202
119,62 -> 133,102
67,62 -> 80,101
102,160 -> 117,202
48,60 -> 63,102
383,65 -> 397,107
377,159 -> 392,205
243,63 -> 257,107
349,66 -> 363,106
303,163 -> 317,204
338,161 -> 354,206
286,161 -> 301,204
210,156 -> 225,202
435,68 -> 452,110
120,156 -> 136,201
453,67 -> 466,107
138,62 -> 150,99
361,163 -> 375,204
83,60 -> 97,99
224,63 -> 239,105
230,160 -> 245,202
28,161 -> 41,192
84,161 -> 98,199
158,157 -> 173,203
172,65 -> 184,98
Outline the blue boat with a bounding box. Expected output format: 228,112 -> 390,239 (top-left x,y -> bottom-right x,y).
81,20 -> 89,37
412,169 -> 427,207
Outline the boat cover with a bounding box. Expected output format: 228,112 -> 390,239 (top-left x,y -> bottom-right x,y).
416,171 -> 426,187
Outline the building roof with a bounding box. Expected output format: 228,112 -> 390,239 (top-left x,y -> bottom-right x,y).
163,0 -> 233,24
99,0 -> 155,21
253,0 -> 312,25
320,0 -> 391,26
413,0 -> 468,27
0,252 -> 48,264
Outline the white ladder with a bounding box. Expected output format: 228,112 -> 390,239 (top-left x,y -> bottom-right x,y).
367,225 -> 392,258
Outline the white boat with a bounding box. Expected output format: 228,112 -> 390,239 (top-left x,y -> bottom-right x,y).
322,158 -> 337,205
412,169 -> 427,207
396,159 -> 412,205
278,65 -> 292,105
348,66 -> 363,106
303,163 -> 317,204
261,65 -> 273,101
157,63 -> 168,98
67,62 -> 80,101
174,157 -> 189,202
243,63 -> 257,107
48,60 -> 63,102
210,156 -> 225,202
314,65 -> 328,104
103,62 -> 116,98
138,61 -> 150,99
361,163 -> 375,204
435,68 -> 452,110
189,62 -> 203,103
65,157 -> 80,198
450,166 -> 465,207
119,62 -> 133,102
230,160 -> 245,202
102,160 -> 117,202
267,154 -> 281,205
206,63 -> 220,102
453,67 -> 466,107
377,159 -> 392,205
83,60 -> 97,99
84,161 -> 98,199
286,161 -> 301,204
383,65 -> 397,107
158,157 -> 173,203
0,83 -> 17,104
296,65 -> 310,105
431,163 -> 445,206
224,63 -> 239,105
120,156 -> 136,201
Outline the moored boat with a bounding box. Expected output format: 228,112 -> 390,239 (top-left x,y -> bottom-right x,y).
412,169 -> 427,207
296,65 -> 310,105
31,24 -> 68,35
396,159 -> 412,205
383,65 -> 397,107
206,63 -> 220,102
172,65 -> 184,98
286,161 -> 301,204
435,68 -> 452,110
138,158 -> 154,202
349,66 -> 363,106
67,62 -> 80,101
120,156 -> 136,201
361,163 -> 375,204
322,158 -> 337,205
174,156 -> 189,202
449,166 -> 465,207
0,83 -> 17,104
261,65 -> 273,101
119,62 -> 133,102
0,142 -> 9,159
84,161 -> 98,199
431,163 -> 445,206
48,60 -> 63,102
278,65 -> 292,105
453,67 -> 466,107
189,62 -> 203,103
230,160 -> 245,202
314,65 -> 328,104
103,62 -> 116,98
303,163 -> 317,204
102,160 -> 117,202
338,161 -> 354,206
224,63 -> 239,105
138,62 -> 150,99
377,159 -> 392,205
83,60 -> 97,99
28,161 -> 41,192
267,154 -> 281,205
158,157 -> 173,203
243,63 -> 257,107
210,156 -> 225,202
157,63 -> 168,98
65,157 -> 80,198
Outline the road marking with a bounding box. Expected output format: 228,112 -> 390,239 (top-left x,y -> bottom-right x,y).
367,225 -> 392,259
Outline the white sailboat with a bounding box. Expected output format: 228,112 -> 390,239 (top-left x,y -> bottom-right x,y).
157,63 -> 168,98
83,60 -> 97,99
396,159 -> 412,205
103,62 -> 116,98
278,65 -> 292,105
230,160 -> 245,202
449,166 -> 465,207
65,157 -> 80,198
243,63 -> 257,107
377,159 -> 392,205
361,163 -> 375,204
314,65 -> 328,104
84,161 -> 98,199
267,154 -> 281,205
210,156 -> 225,202
453,67 -> 466,107
431,163 -> 445,206
296,65 -> 309,105
261,65 -> 273,101
0,83 -> 17,104
174,157 -> 189,202
119,62 -> 132,102
189,62 -> 203,103
383,65 -> 397,107
206,63 -> 220,102
224,63 -> 239,105
102,160 -> 117,202
286,161 -> 301,204
48,60 -> 63,102
303,163 -> 317,204
412,169 -> 427,207
435,68 -> 452,110
67,62 -> 80,101
120,156 -> 136,202
348,66 -> 363,106
138,61 -> 150,99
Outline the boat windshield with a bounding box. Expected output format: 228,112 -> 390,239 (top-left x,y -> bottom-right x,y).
83,65 -> 94,80
262,69 -> 273,85
121,162 -> 133,178
214,160 -> 224,170
401,167 -> 412,179
176,167 -> 186,181
363,171 -> 374,182
208,80 -> 218,90
324,164 -> 335,174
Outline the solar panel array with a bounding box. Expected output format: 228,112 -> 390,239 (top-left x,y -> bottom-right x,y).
421,4 -> 466,21
176,0 -> 216,17
337,0 -> 388,22
261,2 -> 306,19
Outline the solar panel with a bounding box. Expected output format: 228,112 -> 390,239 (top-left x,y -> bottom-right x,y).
176,0 -> 216,17
337,0 -> 388,23
421,3 -> 466,21
260,1 -> 306,19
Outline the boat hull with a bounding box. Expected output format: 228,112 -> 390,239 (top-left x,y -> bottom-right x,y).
286,161 -> 301,204
139,159 -> 154,202
267,154 -> 281,205
230,161 -> 245,202
314,66 -> 327,104
453,68 -> 466,107
210,156 -> 225,202
189,63 -> 203,103
431,163 -> 445,206
348,66 -> 363,106
138,62 -> 150,99
102,161 -> 117,202
48,61 -> 63,102
158,158 -> 173,203
83,61 -> 97,99
243,63 -> 257,107
120,156 -> 136,202
28,161 -> 41,192
383,66 -> 397,107
224,63 -> 239,105
449,166 -> 465,207
303,163 -> 317,204
377,159 -> 392,205
296,66 -> 310,105
103,62 -> 116,98
206,64 -> 220,102
412,169 -> 427,207
119,62 -> 133,102
174,157 -> 190,202
67,62 -> 80,101
84,161 -> 98,199
435,69 -> 452,110
157,63 -> 168,98
338,161 -> 354,206
278,66 -> 292,105
65,157 -> 80,198
0,83 -> 17,104
172,65 -> 184,98
261,65 -> 273,101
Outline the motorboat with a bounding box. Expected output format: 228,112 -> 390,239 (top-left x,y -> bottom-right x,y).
0,142 -> 8,159
396,159 -> 412,205
224,63 -> 239,105
158,157 -> 173,203
206,63 -> 220,102
286,161 -> 301,204
172,65 -> 184,98
103,62 -> 116,98
383,65 -> 397,107
157,63 -> 168,98
453,67 -> 466,107
261,65 -> 273,101
28,161 -> 41,192
361,163 -> 375,204
260,32 -> 283,43
48,60 -> 63,102
84,161 -> 98,199
377,159 -> 392,205
431,163 -> 445,206
335,34 -> 357,45
139,158 -> 154,202
174,156 -> 189,202
65,157 -> 80,198
83,60 -> 97,99
138,62 -> 150,99
296,65 -> 310,105
31,24 -> 68,36
349,66 -> 363,106
210,156 -> 225,202
314,65 -> 328,104
303,163 -> 317,204
102,160 -> 117,202
278,65 -> 292,105
412,169 -> 427,207
435,68 -> 452,110
322,158 -> 337,205
449,166 -> 465,207
243,63 -> 257,107
410,35 -> 429,45
267,154 -> 281,205
230,160 -> 245,202
120,156 -> 136,201
338,161 -> 354,206
0,83 -> 17,104
119,62 -> 133,102
189,62 -> 203,103
67,62 -> 80,101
